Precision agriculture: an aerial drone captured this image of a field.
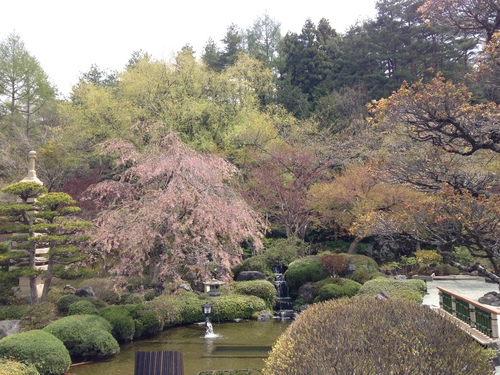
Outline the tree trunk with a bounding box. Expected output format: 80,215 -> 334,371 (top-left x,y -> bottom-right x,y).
41,255 -> 55,302
28,240 -> 38,305
348,236 -> 363,254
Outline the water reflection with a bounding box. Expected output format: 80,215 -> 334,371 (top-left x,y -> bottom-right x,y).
70,320 -> 290,375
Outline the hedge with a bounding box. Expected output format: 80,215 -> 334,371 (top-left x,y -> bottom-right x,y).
212,295 -> 267,321
263,296 -> 494,374
0,330 -> 71,375
43,315 -> 119,361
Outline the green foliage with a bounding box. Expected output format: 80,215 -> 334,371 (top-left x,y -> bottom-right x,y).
285,256 -> 330,296
264,238 -> 310,266
313,278 -> 361,302
120,293 -> 144,305
73,278 -> 121,304
100,306 -> 136,342
415,250 -> 443,265
233,255 -> 269,276
436,263 -> 460,276
21,302 -> 58,331
263,297 -> 494,374
0,330 -> 71,375
0,305 -> 29,320
357,278 -> 426,303
453,246 -> 475,265
43,314 -> 119,361
55,294 -> 83,314
67,300 -> 98,316
212,295 -> 267,321
231,280 -> 277,309
0,358 -> 39,375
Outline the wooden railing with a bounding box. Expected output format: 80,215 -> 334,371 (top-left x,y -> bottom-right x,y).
437,286 -> 500,338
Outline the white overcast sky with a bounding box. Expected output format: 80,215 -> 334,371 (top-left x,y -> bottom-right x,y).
1,0 -> 377,98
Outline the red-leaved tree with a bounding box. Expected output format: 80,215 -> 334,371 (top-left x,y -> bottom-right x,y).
83,129 -> 265,287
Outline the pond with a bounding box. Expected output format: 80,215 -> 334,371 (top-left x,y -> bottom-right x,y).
69,319 -> 291,375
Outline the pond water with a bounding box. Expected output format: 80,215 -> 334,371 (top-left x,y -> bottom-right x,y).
69,319 -> 291,375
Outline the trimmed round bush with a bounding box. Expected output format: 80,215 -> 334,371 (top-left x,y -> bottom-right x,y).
285,256 -> 330,297
43,314 -> 119,361
263,297 -> 494,374
55,294 -> 82,314
357,277 -> 426,302
212,295 -> 267,321
0,330 -> 71,375
0,359 -> 39,375
232,280 -> 277,309
100,306 -> 136,342
313,278 -> 361,303
67,300 -> 98,316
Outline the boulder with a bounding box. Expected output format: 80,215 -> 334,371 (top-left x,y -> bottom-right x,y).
235,271 -> 266,281
0,320 -> 21,339
297,282 -> 316,304
479,291 -> 500,306
75,286 -> 96,298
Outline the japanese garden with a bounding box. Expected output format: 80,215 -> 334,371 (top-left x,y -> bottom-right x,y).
0,0 -> 500,374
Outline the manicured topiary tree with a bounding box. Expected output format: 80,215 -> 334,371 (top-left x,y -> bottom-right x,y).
43,314 -> 119,361
313,278 -> 361,303
0,330 -> 71,375
263,296 -> 494,374
100,306 -> 136,342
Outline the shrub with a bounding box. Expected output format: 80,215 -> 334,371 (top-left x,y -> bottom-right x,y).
0,359 -> 39,375
43,315 -> 119,361
357,277 -> 427,303
436,263 -> 460,276
134,308 -> 163,338
313,279 -> 361,303
0,305 -> 29,320
120,293 -> 144,305
232,280 -> 277,309
55,294 -> 82,314
264,238 -> 310,266
285,256 -> 330,297
73,278 -> 122,304
233,255 -> 269,276
21,302 -> 58,331
0,330 -> 71,375
415,249 -> 443,266
263,297 -> 494,374
67,300 -> 98,316
320,253 -> 348,276
212,295 -> 267,321
100,306 -> 136,342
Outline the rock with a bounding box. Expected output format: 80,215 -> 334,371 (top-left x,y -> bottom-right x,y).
479,291 -> 500,306
376,291 -> 390,300
75,286 -> 95,298
0,320 -> 21,339
178,283 -> 192,292
394,275 -> 407,280
344,264 -> 357,278
297,282 -> 316,304
235,271 -> 266,281
257,310 -> 272,321
64,284 -> 76,293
